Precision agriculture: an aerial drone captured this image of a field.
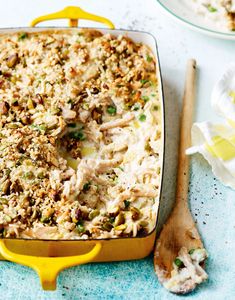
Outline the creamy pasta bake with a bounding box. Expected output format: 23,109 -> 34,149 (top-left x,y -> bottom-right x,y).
0,29 -> 162,240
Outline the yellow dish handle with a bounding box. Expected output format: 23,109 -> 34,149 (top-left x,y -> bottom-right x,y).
0,240 -> 102,290
30,6 -> 115,29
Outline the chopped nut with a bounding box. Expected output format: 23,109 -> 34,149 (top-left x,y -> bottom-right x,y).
62,49 -> 69,60
114,212 -> 125,226
69,67 -> 77,77
0,101 -> 9,115
130,207 -> 141,221
139,220 -> 148,227
27,99 -> 35,110
44,208 -> 54,218
40,216 -> 50,223
8,123 -> 19,129
1,179 -> 11,195
49,190 -> 60,201
35,94 -> 43,105
21,115 -> 31,125
91,107 -> 102,124
114,224 -> 127,231
31,209 -> 40,220
81,210 -> 89,220
10,180 -> 23,193
74,208 -> 82,222
108,206 -> 120,217
102,221 -> 113,232
6,53 -> 19,68
4,215 -> 12,223
102,83 -> 109,89
0,197 -> 8,204
0,80 -> 4,88
89,209 -> 100,220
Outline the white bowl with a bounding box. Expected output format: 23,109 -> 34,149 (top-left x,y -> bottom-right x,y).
156,0 -> 235,40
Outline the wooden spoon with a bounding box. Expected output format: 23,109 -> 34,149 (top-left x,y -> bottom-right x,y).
154,59 -> 207,294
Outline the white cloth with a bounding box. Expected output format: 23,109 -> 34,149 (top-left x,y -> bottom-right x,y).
186,65 -> 235,189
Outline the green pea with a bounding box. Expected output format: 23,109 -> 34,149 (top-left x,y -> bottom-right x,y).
174,258 -> 184,268
18,32 -> 28,41
142,96 -> 149,103
68,131 -> 85,141
83,182 -> 91,192
146,55 -> 152,62
139,114 -> 146,122
133,104 -> 140,111
77,224 -> 85,233
107,105 -> 116,115
102,222 -> 113,232
68,123 -> 77,128
124,200 -> 130,209
189,249 -> 195,255
140,79 -> 149,84
109,216 -> 115,223
207,5 -> 217,12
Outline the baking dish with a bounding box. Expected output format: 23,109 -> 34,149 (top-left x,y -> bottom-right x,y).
0,6 -> 165,290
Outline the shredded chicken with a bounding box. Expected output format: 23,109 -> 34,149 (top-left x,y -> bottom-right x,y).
100,113 -> 135,131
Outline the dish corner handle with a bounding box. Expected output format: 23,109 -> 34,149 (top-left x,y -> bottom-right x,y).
30,6 -> 115,29
0,240 -> 102,290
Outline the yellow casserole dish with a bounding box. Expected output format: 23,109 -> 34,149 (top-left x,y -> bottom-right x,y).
0,6 -> 165,290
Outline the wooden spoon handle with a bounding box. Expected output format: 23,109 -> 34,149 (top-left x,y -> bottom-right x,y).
176,59 -> 197,206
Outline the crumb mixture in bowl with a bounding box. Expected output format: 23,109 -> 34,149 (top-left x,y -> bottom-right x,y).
0,29 -> 162,240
